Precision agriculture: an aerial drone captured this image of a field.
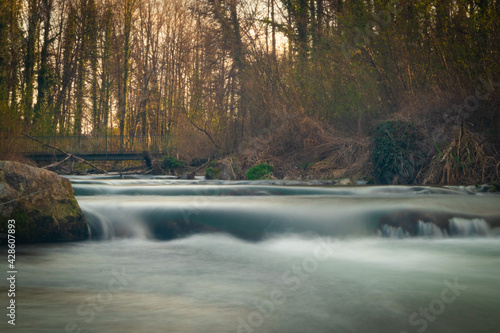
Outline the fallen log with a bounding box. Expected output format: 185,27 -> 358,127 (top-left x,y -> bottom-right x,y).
22,134 -> 108,174
43,154 -> 72,170
193,158 -> 211,173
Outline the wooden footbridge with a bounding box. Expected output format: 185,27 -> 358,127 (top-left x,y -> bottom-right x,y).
20,135 -> 172,161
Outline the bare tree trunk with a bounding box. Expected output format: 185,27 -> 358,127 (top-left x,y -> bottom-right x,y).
22,0 -> 39,127
119,0 -> 137,148
34,0 -> 54,130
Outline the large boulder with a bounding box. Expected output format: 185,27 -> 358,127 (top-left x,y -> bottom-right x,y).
0,161 -> 88,243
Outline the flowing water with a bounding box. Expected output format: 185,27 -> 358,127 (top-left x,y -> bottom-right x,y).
2,176 -> 500,333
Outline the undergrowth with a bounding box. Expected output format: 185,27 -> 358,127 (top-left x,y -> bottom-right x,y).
371,121 -> 423,184
246,163 -> 274,180
421,126 -> 500,185
162,155 -> 184,173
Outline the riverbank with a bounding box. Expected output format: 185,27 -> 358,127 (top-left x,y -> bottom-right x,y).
19,151 -> 500,189
7,115 -> 500,187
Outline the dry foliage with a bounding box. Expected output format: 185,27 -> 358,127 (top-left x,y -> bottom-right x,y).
238,110 -> 371,179
420,126 -> 500,185
0,135 -> 36,166
170,116 -> 217,162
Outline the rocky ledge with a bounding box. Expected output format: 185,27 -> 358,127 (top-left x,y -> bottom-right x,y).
0,161 -> 88,243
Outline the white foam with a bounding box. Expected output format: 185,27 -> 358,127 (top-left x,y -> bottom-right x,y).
379,218 -> 492,239
449,217 -> 490,237
417,221 -> 446,238
378,224 -> 410,238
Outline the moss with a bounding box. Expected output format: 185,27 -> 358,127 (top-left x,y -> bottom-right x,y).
8,200 -> 87,243
10,208 -> 38,243
0,161 -> 88,243
371,121 -> 423,184
59,197 -> 81,219
205,166 -> 220,179
62,178 -> 74,195
246,163 -> 274,180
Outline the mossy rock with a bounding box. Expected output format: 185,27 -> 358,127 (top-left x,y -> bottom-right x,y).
205,160 -> 236,180
0,161 -> 88,243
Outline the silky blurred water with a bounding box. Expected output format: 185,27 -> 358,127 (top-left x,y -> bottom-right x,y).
1,178 -> 500,332
3,236 -> 500,333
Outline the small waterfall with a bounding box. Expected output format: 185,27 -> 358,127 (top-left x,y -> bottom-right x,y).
83,207 -> 150,240
378,225 -> 410,238
83,209 -> 114,240
71,179 -> 500,241
417,221 -> 447,238
379,218 -> 493,239
449,217 -> 490,237
378,221 -> 446,239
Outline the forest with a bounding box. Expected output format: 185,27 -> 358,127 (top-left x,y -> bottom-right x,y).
0,0 -> 499,184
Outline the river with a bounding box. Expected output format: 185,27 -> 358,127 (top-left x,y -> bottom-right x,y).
2,176 -> 500,332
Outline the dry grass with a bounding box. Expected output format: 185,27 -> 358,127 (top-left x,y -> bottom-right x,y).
0,134 -> 37,166
392,86 -> 500,185
238,111 -> 371,179
420,126 -> 500,185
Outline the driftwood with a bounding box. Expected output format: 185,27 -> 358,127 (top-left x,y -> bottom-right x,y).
43,155 -> 72,170
22,133 -> 108,174
175,158 -> 212,179
193,158 -> 211,173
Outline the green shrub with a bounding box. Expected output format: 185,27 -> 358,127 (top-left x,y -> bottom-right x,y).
371,121 -> 423,184
246,163 -> 274,180
162,155 -> 184,173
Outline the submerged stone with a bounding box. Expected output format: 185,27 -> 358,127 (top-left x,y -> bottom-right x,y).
0,161 -> 88,243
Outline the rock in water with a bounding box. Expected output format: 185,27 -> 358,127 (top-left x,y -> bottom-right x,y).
0,161 -> 88,243
205,160 -> 236,180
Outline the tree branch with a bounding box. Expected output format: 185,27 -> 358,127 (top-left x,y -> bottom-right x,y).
22,133 -> 108,174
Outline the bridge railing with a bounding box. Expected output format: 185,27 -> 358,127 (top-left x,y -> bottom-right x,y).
19,135 -> 173,156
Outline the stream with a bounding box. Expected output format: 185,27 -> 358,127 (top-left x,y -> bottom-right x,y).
2,176 -> 500,332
